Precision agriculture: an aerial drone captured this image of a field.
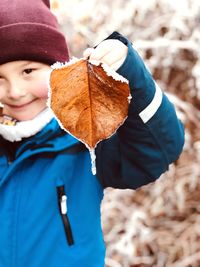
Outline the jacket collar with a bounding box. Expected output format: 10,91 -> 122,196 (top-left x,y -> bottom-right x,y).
0,118 -> 81,159
18,118 -> 81,156
0,118 -> 85,188
0,108 -> 54,142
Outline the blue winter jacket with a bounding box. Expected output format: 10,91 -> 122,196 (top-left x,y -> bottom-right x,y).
0,33 -> 184,267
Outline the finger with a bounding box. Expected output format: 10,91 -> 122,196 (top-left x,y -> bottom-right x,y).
99,49 -> 126,67
110,58 -> 126,71
90,40 -> 127,65
89,45 -> 111,61
88,39 -> 122,61
83,48 -> 95,59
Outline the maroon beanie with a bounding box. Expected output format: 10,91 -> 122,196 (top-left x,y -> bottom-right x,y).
0,0 -> 69,65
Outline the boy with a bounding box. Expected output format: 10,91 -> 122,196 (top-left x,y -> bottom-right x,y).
0,0 -> 184,267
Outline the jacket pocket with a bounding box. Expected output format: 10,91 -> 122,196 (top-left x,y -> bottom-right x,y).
57,185 -> 74,246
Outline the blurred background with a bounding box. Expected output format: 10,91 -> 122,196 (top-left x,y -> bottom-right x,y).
50,0 -> 200,266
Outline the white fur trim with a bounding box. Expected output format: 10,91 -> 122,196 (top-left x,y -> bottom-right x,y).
51,58 -> 129,84
0,108 -> 54,142
139,82 -> 163,123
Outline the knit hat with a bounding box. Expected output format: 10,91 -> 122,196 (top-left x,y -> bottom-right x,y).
0,0 -> 69,65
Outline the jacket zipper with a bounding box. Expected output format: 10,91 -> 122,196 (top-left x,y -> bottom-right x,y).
57,185 -> 74,246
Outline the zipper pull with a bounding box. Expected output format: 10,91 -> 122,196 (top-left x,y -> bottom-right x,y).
60,195 -> 67,215
57,185 -> 74,246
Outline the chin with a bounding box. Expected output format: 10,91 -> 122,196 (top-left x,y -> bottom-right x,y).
13,114 -> 37,121
10,109 -> 46,121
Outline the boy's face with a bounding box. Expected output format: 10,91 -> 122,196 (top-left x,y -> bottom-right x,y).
0,60 -> 51,121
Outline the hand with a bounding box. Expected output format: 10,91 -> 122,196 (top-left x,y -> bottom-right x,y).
83,39 -> 128,71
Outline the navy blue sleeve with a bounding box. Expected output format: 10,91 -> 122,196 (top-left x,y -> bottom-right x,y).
96,32 -> 185,189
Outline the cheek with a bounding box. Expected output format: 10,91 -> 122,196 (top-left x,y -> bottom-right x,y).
30,81 -> 49,99
0,85 -> 6,100
0,91 -> 6,102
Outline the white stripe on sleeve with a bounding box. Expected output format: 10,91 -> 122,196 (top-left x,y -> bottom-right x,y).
139,82 -> 163,123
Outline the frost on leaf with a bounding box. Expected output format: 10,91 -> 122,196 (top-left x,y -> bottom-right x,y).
49,58 -> 131,150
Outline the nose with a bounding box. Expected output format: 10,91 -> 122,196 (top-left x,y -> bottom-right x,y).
7,82 -> 26,99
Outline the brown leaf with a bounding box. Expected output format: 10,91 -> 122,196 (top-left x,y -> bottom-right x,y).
49,59 -> 131,149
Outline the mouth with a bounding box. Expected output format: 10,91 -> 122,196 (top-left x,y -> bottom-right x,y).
6,99 -> 36,109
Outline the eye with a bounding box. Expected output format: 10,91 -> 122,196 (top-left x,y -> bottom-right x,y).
23,68 -> 35,75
